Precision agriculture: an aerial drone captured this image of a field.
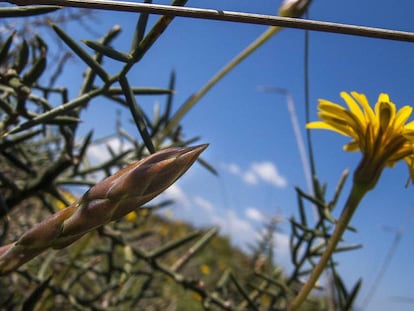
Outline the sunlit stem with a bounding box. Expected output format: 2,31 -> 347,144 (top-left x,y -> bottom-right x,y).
289,182 -> 369,311
163,25 -> 282,137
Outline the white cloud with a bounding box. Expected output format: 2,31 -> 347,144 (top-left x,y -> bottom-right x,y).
227,209 -> 252,232
87,136 -> 133,163
245,207 -> 265,222
194,196 -> 215,212
223,161 -> 287,188
158,191 -> 292,264
274,232 -> 290,257
227,163 -> 241,175
169,192 -> 259,250
213,209 -> 258,246
250,161 -> 287,188
273,232 -> 292,270
243,171 -> 258,184
160,183 -> 191,209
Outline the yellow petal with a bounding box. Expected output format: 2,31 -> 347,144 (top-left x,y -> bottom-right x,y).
318,109 -> 363,136
375,94 -> 396,130
351,92 -> 376,124
308,118 -> 355,138
405,120 -> 414,128
318,99 -> 348,115
403,131 -> 414,140
341,92 -> 365,125
394,105 -> 413,130
343,140 -> 360,152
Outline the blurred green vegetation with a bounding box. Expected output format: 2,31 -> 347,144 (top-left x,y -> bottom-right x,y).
1,194 -> 325,310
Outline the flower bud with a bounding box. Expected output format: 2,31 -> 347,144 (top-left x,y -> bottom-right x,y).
279,0 -> 312,18
0,144 -> 208,274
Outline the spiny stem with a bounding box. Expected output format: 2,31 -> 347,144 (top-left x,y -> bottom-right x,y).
289,182 -> 368,311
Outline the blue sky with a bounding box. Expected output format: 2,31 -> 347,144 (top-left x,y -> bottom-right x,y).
42,1 -> 414,310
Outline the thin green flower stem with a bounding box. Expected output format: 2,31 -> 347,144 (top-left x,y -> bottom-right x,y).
163,25 -> 282,137
303,16 -> 319,196
288,182 -> 369,311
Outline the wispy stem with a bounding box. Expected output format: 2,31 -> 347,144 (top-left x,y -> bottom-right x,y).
164,25 -> 282,136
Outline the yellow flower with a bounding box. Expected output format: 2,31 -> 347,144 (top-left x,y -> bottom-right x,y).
200,264 -> 211,276
192,292 -> 203,302
52,189 -> 78,211
124,211 -> 138,222
290,92 -> 414,310
307,91 -> 414,188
